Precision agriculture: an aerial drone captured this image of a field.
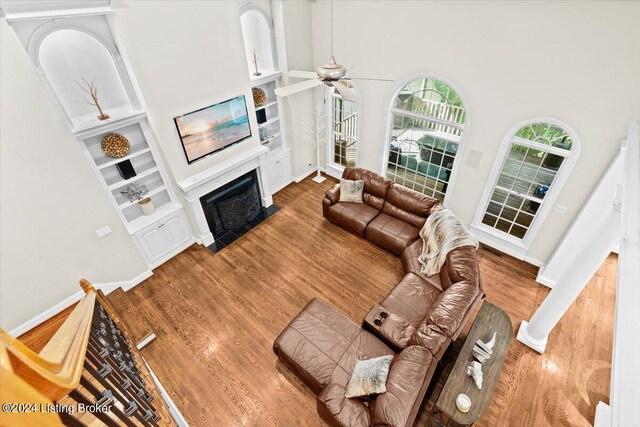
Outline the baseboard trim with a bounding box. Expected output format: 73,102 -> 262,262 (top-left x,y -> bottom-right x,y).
535,274 -> 556,289
323,164 -> 344,180
9,290 -> 85,337
271,177 -> 294,194
294,167 -> 317,183
9,270 -> 153,337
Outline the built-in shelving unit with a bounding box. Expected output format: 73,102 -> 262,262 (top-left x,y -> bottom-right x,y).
250,71 -> 293,193
252,71 -> 285,151
3,1 -> 195,270
74,113 -> 181,235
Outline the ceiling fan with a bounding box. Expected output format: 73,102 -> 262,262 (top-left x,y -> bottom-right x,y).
274,1 -> 391,102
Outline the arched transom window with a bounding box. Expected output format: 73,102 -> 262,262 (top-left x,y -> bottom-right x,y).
385,76 -> 467,203
472,119 -> 580,251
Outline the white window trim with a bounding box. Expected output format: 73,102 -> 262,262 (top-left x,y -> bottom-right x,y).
470,117 -> 581,257
325,84 -> 361,179
380,73 -> 471,208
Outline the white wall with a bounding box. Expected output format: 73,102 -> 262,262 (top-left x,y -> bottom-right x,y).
272,0 -> 318,178
109,0 -> 262,184
311,0 -> 640,262
0,20 -> 148,332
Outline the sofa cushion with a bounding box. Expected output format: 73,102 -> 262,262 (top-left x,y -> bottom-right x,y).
366,213 -> 420,256
370,346 -> 436,427
343,167 -> 392,211
401,239 -> 453,291
363,273 -> 441,349
380,273 -> 441,326
444,246 -> 482,287
317,384 -> 371,427
329,327 -> 395,388
382,184 -> 440,229
273,299 -> 362,394
410,280 -> 482,358
273,299 -> 394,395
327,202 -> 380,238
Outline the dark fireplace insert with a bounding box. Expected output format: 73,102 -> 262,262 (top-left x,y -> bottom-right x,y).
200,170 -> 277,252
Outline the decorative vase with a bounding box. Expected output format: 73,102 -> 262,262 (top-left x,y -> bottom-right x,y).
101,133 -> 130,158
138,197 -> 156,216
252,87 -> 266,107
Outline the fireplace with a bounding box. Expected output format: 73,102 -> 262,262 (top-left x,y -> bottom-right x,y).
199,170 -> 276,251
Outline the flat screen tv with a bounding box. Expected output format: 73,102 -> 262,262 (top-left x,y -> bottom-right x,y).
174,95 -> 252,164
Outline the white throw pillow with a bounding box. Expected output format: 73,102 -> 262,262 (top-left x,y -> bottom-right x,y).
345,355 -> 393,398
339,179 -> 364,203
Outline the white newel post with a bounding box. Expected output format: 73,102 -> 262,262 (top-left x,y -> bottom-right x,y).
517,207 -> 621,353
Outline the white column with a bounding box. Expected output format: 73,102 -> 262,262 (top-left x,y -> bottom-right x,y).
517,207 -> 620,353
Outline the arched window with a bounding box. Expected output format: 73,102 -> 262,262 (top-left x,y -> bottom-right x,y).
327,82 -> 359,171
384,76 -> 468,203
471,118 -> 580,254
239,7 -> 277,76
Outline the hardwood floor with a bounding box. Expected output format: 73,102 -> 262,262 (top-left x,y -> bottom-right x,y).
24,175 -> 616,426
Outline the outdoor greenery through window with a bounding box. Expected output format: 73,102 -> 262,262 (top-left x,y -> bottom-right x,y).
386,77 -> 466,202
481,123 -> 573,240
329,82 -> 358,168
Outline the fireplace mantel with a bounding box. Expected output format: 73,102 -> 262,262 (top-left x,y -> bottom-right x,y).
177,145 -> 273,246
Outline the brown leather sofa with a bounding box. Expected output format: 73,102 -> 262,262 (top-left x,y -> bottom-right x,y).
274,167 -> 483,427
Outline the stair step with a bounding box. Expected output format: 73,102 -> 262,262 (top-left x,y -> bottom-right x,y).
105,288 -> 156,347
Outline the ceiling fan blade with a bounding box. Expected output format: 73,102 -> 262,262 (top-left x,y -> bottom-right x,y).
346,77 -> 394,82
333,80 -> 359,103
275,79 -> 323,97
287,70 -> 318,79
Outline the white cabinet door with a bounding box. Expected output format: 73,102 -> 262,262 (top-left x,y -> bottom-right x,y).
268,152 -> 292,193
135,209 -> 193,266
138,226 -> 170,262
267,160 -> 281,191
163,214 -> 191,250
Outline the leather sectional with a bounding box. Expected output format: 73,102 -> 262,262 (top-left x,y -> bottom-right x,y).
274,167 -> 483,427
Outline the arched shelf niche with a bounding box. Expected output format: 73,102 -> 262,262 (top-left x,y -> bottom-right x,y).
36,28 -> 138,131
240,5 -> 278,76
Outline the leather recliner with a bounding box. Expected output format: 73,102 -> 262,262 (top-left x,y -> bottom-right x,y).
275,167 -> 483,427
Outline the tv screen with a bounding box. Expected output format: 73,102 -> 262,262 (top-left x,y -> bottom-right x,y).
174,95 -> 252,164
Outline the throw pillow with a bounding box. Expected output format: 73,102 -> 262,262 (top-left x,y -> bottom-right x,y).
345,355 -> 393,398
339,179 -> 364,203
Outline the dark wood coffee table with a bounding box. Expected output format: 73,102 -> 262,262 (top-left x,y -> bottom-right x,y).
428,302 -> 512,426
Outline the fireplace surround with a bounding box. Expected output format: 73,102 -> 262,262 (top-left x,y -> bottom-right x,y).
177,145 -> 274,248
198,170 -> 277,251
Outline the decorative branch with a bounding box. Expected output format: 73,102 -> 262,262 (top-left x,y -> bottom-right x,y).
249,48 -> 261,76
76,78 -> 110,120
300,102 -> 327,150
301,102 -> 327,182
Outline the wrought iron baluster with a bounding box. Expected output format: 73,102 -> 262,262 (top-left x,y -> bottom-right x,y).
79,374 -> 138,427
68,388 -> 120,427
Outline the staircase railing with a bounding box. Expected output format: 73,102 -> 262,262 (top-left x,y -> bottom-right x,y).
1,279 -> 176,426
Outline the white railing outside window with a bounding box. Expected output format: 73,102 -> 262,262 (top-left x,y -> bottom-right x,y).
471,118 -> 581,257
383,76 -> 468,204
327,84 -> 359,171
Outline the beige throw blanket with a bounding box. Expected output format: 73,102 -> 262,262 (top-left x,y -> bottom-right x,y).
418,209 -> 478,276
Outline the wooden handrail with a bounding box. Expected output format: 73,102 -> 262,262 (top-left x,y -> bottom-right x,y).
1,279 -> 176,426
1,287 -> 95,401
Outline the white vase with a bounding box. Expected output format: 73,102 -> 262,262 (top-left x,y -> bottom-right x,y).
139,197 -> 156,216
